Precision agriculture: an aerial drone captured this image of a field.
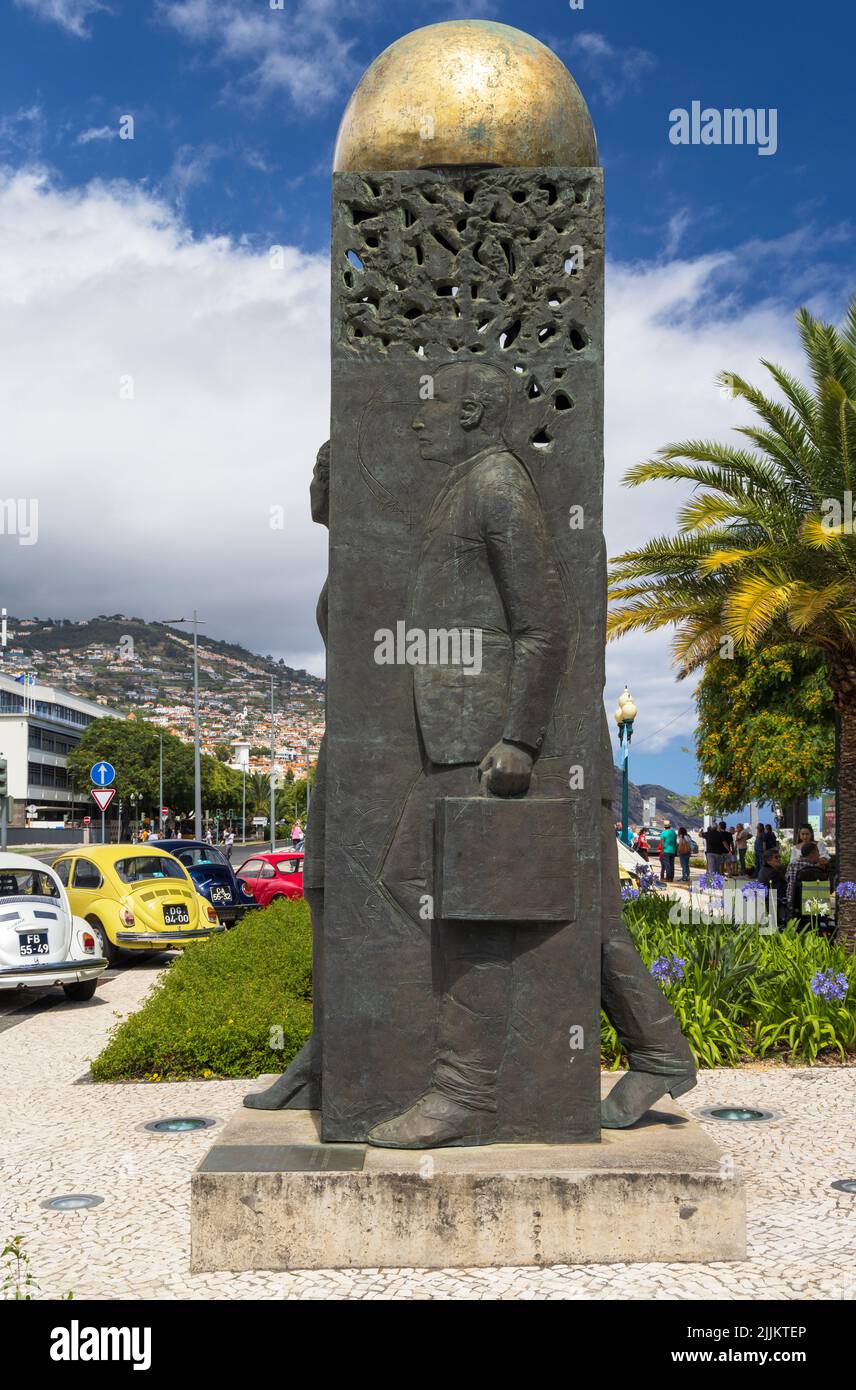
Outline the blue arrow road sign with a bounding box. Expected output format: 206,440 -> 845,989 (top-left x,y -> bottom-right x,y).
90,761 -> 116,787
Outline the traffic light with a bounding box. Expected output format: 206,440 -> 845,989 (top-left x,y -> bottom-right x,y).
0,758 -> 7,797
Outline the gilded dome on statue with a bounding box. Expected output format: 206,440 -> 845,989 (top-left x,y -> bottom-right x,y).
333,20 -> 597,172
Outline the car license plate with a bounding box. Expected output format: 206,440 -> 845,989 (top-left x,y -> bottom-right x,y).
20,931 -> 49,957
210,886 -> 231,904
163,904 -> 190,926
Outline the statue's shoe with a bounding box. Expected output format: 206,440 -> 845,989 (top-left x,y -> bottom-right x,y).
243,1047 -> 321,1111
367,1091 -> 496,1149
601,1070 -> 696,1129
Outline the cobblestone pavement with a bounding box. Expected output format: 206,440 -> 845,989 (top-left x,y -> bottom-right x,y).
1,963 -> 854,1300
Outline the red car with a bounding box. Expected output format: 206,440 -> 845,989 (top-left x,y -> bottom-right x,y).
236,852 -> 304,906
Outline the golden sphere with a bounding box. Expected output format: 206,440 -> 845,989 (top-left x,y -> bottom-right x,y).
333,20 -> 597,172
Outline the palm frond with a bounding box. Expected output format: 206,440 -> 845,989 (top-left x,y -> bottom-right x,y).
723,574 -> 794,644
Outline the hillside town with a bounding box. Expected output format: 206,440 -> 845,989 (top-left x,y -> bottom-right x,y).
0,614 -> 325,787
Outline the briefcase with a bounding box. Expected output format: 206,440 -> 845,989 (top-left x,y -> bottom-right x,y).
434,796 -> 576,922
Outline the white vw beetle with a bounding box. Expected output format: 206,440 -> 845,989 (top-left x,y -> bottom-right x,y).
0,853 -> 108,1001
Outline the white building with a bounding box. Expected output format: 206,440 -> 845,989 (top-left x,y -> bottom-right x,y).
0,673 -> 123,826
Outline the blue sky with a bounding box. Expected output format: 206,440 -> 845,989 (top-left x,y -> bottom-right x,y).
0,0 -> 853,796
3,0 -> 851,274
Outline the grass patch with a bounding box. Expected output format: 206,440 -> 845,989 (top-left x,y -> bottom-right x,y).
91,898 -> 312,1081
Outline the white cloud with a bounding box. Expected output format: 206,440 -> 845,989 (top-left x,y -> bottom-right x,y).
76,125 -> 117,145
14,0 -> 111,38
603,242 -> 830,757
0,105 -> 47,162
0,167 -> 331,671
157,0 -> 361,109
567,31 -> 656,106
0,165 -> 845,722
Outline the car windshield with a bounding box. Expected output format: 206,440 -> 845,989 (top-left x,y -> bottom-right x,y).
0,869 -> 61,899
176,847 -> 228,868
113,856 -> 186,884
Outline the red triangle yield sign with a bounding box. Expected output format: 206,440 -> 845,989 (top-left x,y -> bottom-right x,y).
91,787 -> 116,812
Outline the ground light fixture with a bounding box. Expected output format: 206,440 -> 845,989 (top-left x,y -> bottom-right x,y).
701,1106 -> 774,1122
41,1194 -> 104,1211
143,1116 -> 219,1134
830,1179 -> 856,1194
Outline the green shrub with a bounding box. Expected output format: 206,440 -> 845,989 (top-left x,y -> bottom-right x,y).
91,898 -> 313,1081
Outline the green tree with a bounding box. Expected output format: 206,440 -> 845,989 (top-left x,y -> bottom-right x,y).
68,718 -> 243,822
695,644 -> 834,812
609,302 -> 856,946
276,778 -> 308,828
67,719 -> 194,817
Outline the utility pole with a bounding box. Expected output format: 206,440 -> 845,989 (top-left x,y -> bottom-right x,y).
160,614 -> 205,839
270,674 -> 276,854
192,611 -> 202,839
158,731 -> 163,836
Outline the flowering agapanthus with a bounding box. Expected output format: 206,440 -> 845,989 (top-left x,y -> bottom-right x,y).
650,955 -> 686,985
698,872 -> 725,892
638,866 -> 658,893
741,880 -> 766,896
835,881 -> 856,902
621,883 -> 640,902
810,969 -> 849,1002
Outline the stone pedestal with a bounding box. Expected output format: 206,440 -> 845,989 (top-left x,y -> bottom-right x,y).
191,1079 -> 746,1271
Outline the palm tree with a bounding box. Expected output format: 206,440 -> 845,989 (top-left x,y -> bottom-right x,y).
608,302 -> 856,947
247,772 -> 272,820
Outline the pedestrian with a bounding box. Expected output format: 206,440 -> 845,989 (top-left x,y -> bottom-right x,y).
757,848 -> 788,929
291,820 -> 303,849
720,821 -> 737,877
223,828 -> 235,862
785,842 -> 827,929
733,822 -> 749,874
702,822 -> 724,876
636,827 -> 649,862
660,820 -> 677,883
794,822 -> 830,863
676,826 -> 692,883
753,823 -> 766,875
764,823 -> 778,854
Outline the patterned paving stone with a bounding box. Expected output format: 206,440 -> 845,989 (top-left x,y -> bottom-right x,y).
0,961 -> 854,1300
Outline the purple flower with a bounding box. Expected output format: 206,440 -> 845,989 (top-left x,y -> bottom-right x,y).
835,881 -> 856,902
699,872 -> 725,892
638,866 -> 658,894
810,969 -> 848,1003
621,883 -> 640,902
741,880 -> 766,896
650,955 -> 686,985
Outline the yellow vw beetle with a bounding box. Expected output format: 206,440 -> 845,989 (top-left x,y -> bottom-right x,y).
52,845 -> 223,966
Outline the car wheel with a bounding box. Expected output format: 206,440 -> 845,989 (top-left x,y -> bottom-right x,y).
270,894 -> 285,903
62,980 -> 98,1002
87,918 -> 120,967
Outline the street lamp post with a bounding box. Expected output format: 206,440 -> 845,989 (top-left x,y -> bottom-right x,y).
270,675 -> 276,854
614,685 -> 638,847
160,613 -> 205,840
158,731 -> 163,836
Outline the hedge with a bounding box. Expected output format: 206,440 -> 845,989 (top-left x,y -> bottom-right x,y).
91,898 -> 312,1081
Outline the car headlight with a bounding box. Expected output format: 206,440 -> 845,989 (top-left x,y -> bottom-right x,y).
119,907 -> 135,928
